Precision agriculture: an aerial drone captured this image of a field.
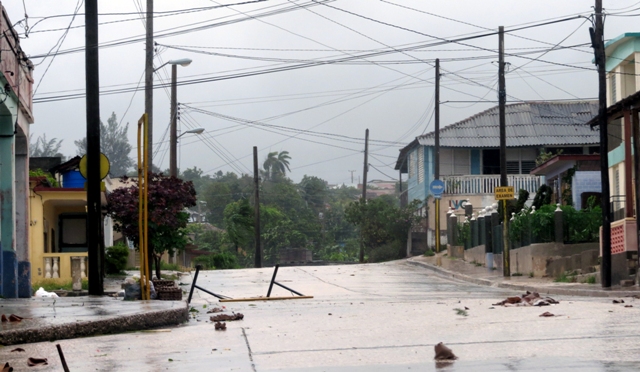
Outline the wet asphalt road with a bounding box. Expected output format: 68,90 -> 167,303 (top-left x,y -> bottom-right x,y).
2,260 -> 640,371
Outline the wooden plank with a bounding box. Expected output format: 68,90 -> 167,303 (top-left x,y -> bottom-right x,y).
219,296 -> 314,303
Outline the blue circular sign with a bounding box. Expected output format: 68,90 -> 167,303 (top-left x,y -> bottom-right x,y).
430,179 -> 445,196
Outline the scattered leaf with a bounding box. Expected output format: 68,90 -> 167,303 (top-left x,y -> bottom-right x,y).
214,321 -> 227,331
625,305 -> 633,308
613,299 -> 625,304
539,312 -> 555,317
10,348 -> 25,352
210,313 -> 244,322
8,315 -> 22,322
168,358 -> 173,362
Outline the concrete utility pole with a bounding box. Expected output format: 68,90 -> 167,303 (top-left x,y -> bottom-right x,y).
592,0 -> 611,287
85,0 -> 103,295
435,58 -> 441,253
498,25 -> 510,278
145,0 -> 154,169
359,129 -> 369,263
169,64 -> 177,177
253,147 -> 262,268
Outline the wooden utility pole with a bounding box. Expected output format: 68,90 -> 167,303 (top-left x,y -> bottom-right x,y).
498,26 -> 510,278
85,0 -> 103,295
359,129 -> 369,263
593,0 -> 611,287
435,58 -> 441,253
633,110 -> 640,282
144,0 -> 155,274
253,147 -> 262,268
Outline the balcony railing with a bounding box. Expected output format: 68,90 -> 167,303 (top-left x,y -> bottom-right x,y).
442,175 -> 541,195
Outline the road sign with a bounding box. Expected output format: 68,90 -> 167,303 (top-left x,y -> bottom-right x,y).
430,179 -> 445,196
79,153 -> 110,180
494,186 -> 514,200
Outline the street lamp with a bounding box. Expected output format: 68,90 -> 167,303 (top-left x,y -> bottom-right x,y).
166,58 -> 193,177
178,127 -> 205,139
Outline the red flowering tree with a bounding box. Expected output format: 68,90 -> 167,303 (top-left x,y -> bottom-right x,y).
107,173 -> 197,279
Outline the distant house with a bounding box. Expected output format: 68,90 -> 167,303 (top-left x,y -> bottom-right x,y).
395,101 -> 600,236
29,157 -> 112,284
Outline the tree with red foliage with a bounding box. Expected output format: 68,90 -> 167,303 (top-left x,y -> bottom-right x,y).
107,173 -> 197,279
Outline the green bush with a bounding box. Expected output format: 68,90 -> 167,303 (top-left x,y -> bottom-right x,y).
159,261 -> 181,271
193,251 -> 240,270
368,240 -> 403,263
105,243 -> 130,274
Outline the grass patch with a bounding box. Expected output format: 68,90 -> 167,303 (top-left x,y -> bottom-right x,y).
474,262 -> 482,267
582,275 -> 597,284
511,272 -> 523,277
529,272 -> 534,278
554,273 -> 576,283
160,261 -> 181,271
161,273 -> 179,280
423,250 -> 435,257
32,278 -> 89,293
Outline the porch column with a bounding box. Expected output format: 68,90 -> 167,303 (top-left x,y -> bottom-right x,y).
624,109 -> 634,217
0,105 -> 17,298
15,128 -> 30,298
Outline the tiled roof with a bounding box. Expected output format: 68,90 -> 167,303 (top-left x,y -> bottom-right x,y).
417,101 -> 599,148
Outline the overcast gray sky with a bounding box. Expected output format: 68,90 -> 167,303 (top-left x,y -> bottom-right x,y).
6,1 -> 640,185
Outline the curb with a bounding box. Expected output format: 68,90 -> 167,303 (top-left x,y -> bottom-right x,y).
407,258 -> 640,299
0,302 -> 188,346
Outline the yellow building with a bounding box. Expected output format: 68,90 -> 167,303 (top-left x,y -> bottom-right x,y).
28,157 -> 110,285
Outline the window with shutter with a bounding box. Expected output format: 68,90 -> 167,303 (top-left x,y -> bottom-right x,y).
408,151 -> 415,179
453,149 -> 470,175
440,148 -> 454,176
418,149 -> 424,184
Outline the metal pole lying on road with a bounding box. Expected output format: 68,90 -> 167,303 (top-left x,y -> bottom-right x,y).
187,265 -> 232,304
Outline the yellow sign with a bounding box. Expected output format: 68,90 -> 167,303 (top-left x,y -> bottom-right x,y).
494,186 -> 514,200
79,153 -> 110,180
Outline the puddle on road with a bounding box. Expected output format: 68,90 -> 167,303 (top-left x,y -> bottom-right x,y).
292,358 -> 640,371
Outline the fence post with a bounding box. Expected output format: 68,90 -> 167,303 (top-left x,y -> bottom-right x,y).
554,203 -> 563,244
446,207 -> 453,248
464,203 -> 473,218
488,207 -> 499,270
449,213 -> 458,247
471,213 -> 478,247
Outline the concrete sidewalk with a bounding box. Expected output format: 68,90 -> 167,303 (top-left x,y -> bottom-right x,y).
408,251 -> 640,298
0,296 -> 188,346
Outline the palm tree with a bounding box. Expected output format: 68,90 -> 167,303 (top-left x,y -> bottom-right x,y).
262,151 -> 291,180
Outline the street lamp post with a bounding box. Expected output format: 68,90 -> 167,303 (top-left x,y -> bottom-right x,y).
165,58 -> 193,177
172,127 -> 204,177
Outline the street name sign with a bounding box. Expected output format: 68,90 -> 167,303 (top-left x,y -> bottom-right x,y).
494,186 -> 514,200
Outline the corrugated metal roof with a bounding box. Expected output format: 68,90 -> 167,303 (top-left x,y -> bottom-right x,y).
417,101 -> 599,148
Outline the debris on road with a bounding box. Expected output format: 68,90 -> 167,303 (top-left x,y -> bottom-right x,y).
27,357 -> 48,367
453,308 -> 468,316
210,313 -> 244,322
625,305 -> 633,308
539,312 -> 555,317
10,348 -> 25,352
34,287 -> 58,298
493,291 -> 559,307
207,307 -> 225,314
613,299 -> 625,304
434,342 -> 457,360
2,362 -> 12,372
1,314 -> 24,323
214,321 -> 226,330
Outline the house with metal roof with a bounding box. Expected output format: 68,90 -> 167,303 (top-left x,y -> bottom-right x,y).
395,100 -> 600,231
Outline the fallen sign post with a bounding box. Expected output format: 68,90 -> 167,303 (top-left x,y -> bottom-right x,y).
187,265 -> 233,304
219,265 -> 313,303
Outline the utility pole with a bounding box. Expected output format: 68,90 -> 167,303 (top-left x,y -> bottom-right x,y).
349,170 -> 356,184
144,0 -> 155,274
592,0 -> 611,287
169,64 -> 177,177
85,0 -> 103,295
145,0 -> 154,168
498,25 -> 510,278
253,147 -> 262,268
359,129 -> 369,263
434,58 -> 441,253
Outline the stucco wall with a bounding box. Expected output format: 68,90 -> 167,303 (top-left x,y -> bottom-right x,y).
572,171 -> 602,210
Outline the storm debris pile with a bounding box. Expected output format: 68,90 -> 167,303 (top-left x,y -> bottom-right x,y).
210,313 -> 244,322
214,321 -> 227,331
493,291 -> 559,307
